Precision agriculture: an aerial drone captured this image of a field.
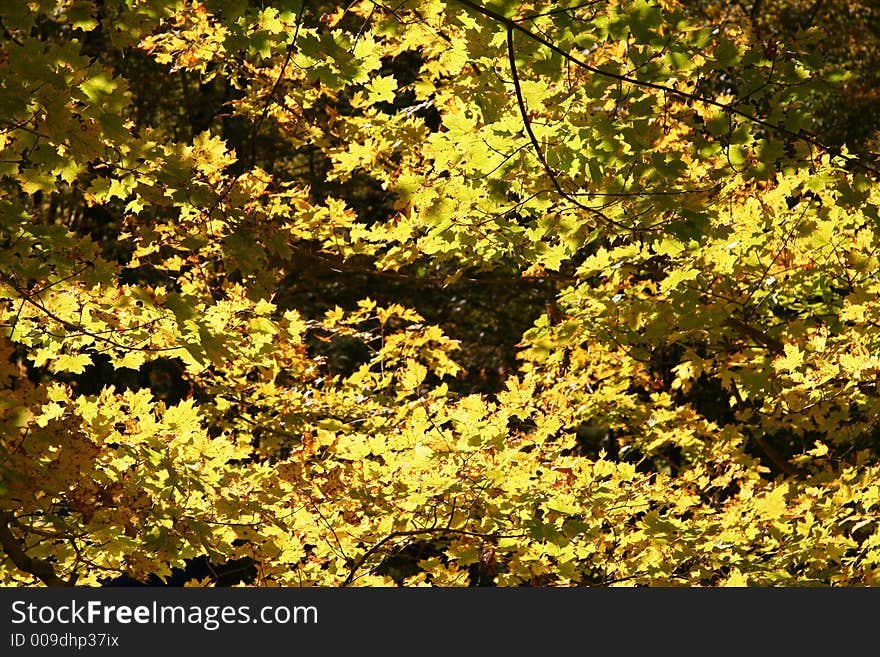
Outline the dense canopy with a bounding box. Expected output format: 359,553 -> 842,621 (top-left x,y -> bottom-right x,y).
2,0 -> 880,586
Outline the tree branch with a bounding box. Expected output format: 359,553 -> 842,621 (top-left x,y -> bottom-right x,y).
0,512 -> 73,586
454,0 -> 880,177
506,26 -> 618,227
341,526 -> 524,586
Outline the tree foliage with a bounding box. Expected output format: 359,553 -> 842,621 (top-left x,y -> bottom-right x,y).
3,0 -> 880,586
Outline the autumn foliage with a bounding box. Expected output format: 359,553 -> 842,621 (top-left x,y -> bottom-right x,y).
2,0 -> 880,586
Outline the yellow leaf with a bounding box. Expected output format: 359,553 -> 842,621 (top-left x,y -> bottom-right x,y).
756,483 -> 789,519
660,267 -> 699,293
774,344 -> 804,372
164,398 -> 200,434
398,359 -> 427,392
366,75 -> 397,104
807,441 -> 829,457
51,353 -> 93,374
36,402 -> 65,427
110,350 -> 147,370
720,568 -> 748,587
254,298 -> 276,315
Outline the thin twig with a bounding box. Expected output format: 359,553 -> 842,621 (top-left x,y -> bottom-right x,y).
506,27 -> 618,227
